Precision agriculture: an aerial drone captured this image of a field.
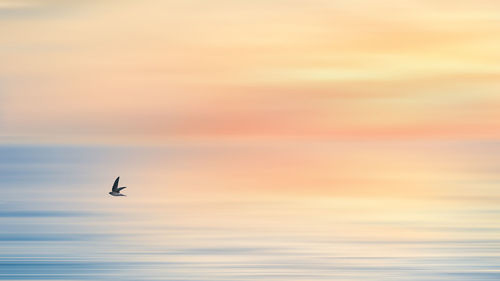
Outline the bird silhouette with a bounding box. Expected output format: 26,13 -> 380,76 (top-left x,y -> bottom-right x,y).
109,177 -> 127,196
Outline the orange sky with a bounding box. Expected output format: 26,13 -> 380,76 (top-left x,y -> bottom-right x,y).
1,0 -> 500,144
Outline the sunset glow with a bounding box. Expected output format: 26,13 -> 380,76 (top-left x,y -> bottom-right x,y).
1,1 -> 500,280
2,0 -> 500,143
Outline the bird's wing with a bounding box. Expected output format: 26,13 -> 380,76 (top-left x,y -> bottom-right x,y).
112,177 -> 120,192
117,187 -> 127,192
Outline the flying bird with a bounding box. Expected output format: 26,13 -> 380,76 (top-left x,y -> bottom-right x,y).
109,177 -> 127,196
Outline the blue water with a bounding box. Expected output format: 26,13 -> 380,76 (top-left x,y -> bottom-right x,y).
1,143 -> 499,280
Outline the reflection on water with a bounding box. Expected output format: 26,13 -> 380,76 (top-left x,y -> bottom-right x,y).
0,142 -> 499,280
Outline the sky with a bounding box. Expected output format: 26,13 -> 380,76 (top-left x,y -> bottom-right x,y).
1,0 -> 500,144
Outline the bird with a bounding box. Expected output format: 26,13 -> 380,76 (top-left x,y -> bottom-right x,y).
109,177 -> 127,196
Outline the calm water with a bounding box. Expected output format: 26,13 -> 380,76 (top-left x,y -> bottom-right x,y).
1,142 -> 499,280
